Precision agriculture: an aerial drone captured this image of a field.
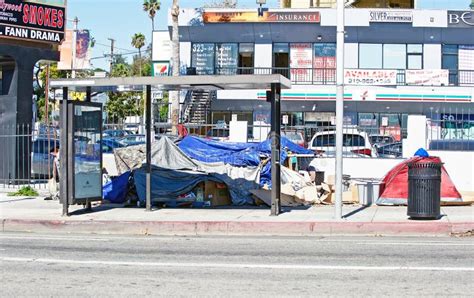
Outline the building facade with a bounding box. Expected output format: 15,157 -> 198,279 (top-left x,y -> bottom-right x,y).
159,8 -> 474,142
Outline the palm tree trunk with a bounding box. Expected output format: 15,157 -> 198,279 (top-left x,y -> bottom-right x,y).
170,0 -> 180,135
152,17 -> 155,31
138,49 -> 142,76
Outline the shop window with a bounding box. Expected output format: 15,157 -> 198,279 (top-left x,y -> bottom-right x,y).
442,45 -> 459,85
215,43 -> 238,75
314,43 -> 336,84
383,44 -> 406,69
273,43 -> 290,78
359,44 -> 383,69
407,44 -> 423,69
290,43 -> 313,83
191,43 -> 215,75
238,43 -> 254,74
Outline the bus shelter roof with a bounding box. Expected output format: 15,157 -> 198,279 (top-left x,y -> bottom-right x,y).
50,74 -> 291,92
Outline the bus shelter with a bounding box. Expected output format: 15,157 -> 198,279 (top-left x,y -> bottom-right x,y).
50,75 -> 291,216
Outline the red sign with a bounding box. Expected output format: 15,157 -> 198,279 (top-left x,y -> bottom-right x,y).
0,0 -> 65,43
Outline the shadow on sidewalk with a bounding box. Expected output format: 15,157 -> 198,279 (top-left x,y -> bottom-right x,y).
0,197 -> 37,204
342,206 -> 369,219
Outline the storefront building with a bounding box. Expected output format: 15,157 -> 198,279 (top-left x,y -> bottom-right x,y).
161,8 -> 474,141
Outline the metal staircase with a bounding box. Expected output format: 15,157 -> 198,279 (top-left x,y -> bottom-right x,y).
182,90 -> 215,124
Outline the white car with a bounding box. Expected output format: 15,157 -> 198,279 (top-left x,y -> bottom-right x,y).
308,129 -> 377,157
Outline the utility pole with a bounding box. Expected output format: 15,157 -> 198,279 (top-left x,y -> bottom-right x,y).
335,0 -> 345,219
71,17 -> 79,78
108,38 -> 115,75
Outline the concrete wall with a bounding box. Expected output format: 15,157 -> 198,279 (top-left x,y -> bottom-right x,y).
428,151 -> 474,192
310,158 -> 404,180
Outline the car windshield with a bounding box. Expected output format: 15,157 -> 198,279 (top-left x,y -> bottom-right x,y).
283,132 -> 303,141
370,136 -> 393,144
313,134 -> 366,147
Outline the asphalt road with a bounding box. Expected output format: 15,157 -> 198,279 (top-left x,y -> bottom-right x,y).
1,233 -> 473,297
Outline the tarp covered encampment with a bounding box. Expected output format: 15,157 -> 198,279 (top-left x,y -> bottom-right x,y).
178,135 -> 313,187
377,156 -> 462,205
114,137 -> 260,205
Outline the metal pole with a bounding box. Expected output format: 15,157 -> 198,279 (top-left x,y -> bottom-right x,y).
61,87 -> 69,216
145,85 -> 152,211
335,0 -> 345,220
86,86 -> 91,102
270,83 -> 281,216
71,17 -> 79,79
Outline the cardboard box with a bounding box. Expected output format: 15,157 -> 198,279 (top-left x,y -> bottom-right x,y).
204,181 -> 232,207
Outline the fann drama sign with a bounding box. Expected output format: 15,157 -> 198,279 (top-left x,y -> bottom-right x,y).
0,0 -> 65,44
203,11 -> 320,23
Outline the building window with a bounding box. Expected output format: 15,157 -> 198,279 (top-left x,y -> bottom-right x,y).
383,44 -> 406,69
442,45 -> 459,85
314,43 -> 336,84
191,43 -> 215,75
359,44 -> 383,69
215,43 -> 238,75
273,43 -> 290,77
407,44 -> 423,69
238,43 -> 254,74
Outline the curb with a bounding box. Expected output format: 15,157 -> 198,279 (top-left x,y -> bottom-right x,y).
3,219 -> 473,237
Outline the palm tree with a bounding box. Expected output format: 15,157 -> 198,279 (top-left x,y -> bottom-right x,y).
170,0 -> 180,135
143,0 -> 161,31
131,33 -> 146,76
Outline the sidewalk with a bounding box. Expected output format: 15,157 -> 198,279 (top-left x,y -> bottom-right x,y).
1,194 -> 473,237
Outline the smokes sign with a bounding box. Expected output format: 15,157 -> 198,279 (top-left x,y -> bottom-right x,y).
0,0 -> 65,44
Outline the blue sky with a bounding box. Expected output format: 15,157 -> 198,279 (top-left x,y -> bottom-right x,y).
66,0 -> 471,70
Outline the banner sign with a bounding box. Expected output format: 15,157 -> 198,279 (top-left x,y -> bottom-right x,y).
344,69 -> 397,86
405,69 -> 449,86
369,10 -> 413,23
203,11 -> 320,23
0,0 -> 65,43
58,29 -> 92,70
448,11 -> 474,28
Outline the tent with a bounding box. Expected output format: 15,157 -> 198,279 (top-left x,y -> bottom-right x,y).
377,156 -> 462,205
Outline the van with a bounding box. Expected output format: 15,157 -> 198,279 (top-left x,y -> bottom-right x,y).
308,129 -> 376,157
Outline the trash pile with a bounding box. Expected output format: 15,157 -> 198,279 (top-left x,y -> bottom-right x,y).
103,135 -> 336,208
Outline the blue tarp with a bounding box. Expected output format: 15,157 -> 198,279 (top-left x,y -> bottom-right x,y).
178,136 -> 312,167
179,136 -> 313,188
414,148 -> 430,157
103,171 -> 131,203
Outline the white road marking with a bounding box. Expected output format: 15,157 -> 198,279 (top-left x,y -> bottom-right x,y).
1,257 -> 473,272
1,235 -> 472,246
357,242 -> 474,246
0,235 -> 109,242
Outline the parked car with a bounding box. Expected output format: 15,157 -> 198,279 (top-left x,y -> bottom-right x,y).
98,138 -> 125,153
119,134 -> 146,146
282,130 -> 305,147
31,138 -> 59,178
308,129 -> 377,157
377,142 -> 403,158
103,129 -> 131,138
206,128 -> 229,142
369,134 -> 396,148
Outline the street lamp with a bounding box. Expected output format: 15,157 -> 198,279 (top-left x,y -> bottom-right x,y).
257,0 -> 267,17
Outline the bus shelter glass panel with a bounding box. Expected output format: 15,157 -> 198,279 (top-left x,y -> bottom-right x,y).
73,105 -> 102,200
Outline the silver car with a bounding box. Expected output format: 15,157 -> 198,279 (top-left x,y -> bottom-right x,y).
31,138 -> 59,178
